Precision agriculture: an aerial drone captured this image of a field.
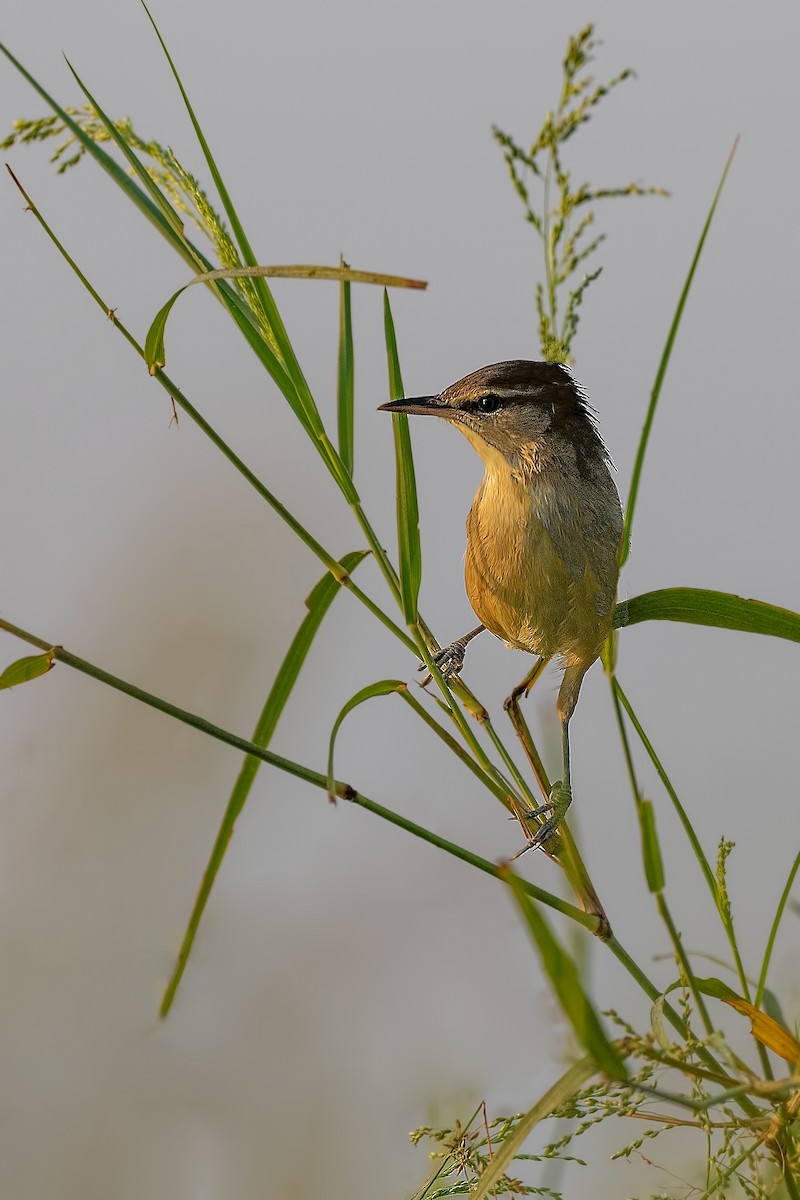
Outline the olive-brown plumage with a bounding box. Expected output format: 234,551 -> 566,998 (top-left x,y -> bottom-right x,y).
380,360 -> 623,847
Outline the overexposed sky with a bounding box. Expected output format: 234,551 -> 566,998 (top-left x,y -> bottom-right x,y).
2,3 -> 799,1196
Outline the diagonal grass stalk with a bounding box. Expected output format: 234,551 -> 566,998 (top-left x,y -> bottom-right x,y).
0,616 -> 597,932
160,551 -> 368,1017
612,675 -> 762,1049
608,679 -> 716,1035
4,166 -> 417,655
621,139 -> 739,566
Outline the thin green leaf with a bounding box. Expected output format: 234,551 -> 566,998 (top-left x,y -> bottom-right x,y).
612,678 -> 716,897
501,865 -> 628,1081
0,615 -> 600,935
621,138 -> 739,565
7,39 -> 365,504
160,550 -> 367,1017
327,679 -> 405,801
337,269 -> 354,476
383,290 -> 421,623
63,56 -> 184,238
694,976 -> 740,1003
0,650 -> 55,690
615,587 -> 800,643
471,1055 -> 601,1200
144,286 -> 186,373
0,45 -> 278,355
640,799 -> 665,893
1,44 -> 186,253
4,170 -> 416,655
755,851 -> 800,1009
138,0 -> 325,439
185,264 -> 426,289
145,263 -> 424,384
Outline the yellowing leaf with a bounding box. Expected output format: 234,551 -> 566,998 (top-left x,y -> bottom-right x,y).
724,997 -> 800,1066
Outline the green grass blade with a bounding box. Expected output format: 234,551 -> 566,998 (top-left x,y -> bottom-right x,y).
640,799 -> 665,893
0,650 -> 55,689
383,291 -> 421,623
63,56 -> 185,238
0,46 -> 281,351
6,168 -> 417,654
621,138 -> 738,567
183,264 -> 426,289
145,262 -> 421,395
1,43 -> 187,253
143,273 -> 301,421
144,286 -> 186,373
337,270 -> 355,477
326,677 -> 514,810
613,678 -> 716,891
755,851 -> 800,1010
1,614 -> 600,934
160,550 -> 367,1017
615,587 -> 800,643
397,686 -> 514,808
501,864 -> 628,1081
471,1055 -> 601,1200
327,679 -> 406,800
5,38 -> 365,503
138,1 -> 325,437
4,38 -> 323,448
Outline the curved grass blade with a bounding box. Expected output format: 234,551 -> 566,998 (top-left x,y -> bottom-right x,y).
160,550 -> 367,1017
145,264 -> 426,376
0,649 -> 55,689
188,264 -> 426,289
501,864 -> 628,1081
337,267 -> 354,477
145,286 -> 186,373
621,138 -> 739,567
326,674 -> 514,806
615,587 -> 800,643
383,291 -> 421,623
327,679 -> 405,800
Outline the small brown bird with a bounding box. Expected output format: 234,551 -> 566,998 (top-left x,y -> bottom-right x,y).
380,360 -> 623,847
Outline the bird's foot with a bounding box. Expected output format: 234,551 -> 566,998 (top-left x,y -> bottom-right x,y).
517,779 -> 573,855
418,638 -> 468,686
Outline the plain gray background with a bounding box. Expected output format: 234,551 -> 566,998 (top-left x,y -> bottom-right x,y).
2,2 -> 799,1196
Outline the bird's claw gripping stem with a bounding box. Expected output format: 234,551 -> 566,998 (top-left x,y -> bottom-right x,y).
418,638 -> 467,685
526,779 -> 573,852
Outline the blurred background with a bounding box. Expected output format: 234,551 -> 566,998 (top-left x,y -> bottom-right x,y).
1,1 -> 799,1195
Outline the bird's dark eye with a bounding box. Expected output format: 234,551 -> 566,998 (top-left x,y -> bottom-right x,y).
477,394 -> 502,414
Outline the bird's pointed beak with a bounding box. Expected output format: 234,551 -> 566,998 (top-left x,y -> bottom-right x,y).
378,395 -> 451,417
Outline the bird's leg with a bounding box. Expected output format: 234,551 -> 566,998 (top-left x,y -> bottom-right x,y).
524,717 -> 572,850
419,625 -> 485,685
505,661 -> 611,933
503,658 -> 564,850
506,661 -> 587,851
526,663 -> 588,848
503,658 -> 550,799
